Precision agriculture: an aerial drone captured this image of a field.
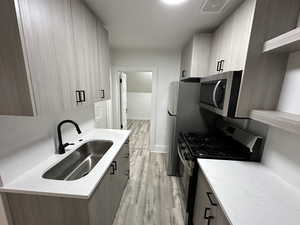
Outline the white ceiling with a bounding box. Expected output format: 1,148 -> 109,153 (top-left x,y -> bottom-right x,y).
85,0 -> 244,50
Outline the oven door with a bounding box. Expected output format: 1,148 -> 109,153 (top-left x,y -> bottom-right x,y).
177,145 -> 193,209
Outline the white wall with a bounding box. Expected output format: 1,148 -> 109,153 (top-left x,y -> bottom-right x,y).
127,92 -> 152,120
111,49 -> 180,152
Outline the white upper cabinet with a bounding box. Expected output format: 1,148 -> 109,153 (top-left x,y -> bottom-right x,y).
0,0 -> 111,116
180,33 -> 212,80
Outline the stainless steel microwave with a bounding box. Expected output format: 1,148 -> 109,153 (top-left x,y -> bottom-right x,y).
200,71 -> 242,117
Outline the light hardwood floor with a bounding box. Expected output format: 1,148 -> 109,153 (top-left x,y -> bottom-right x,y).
113,120 -> 185,225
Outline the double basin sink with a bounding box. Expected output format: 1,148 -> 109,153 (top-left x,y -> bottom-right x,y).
43,140 -> 113,181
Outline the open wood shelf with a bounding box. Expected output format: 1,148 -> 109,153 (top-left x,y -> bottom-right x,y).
263,27 -> 300,53
250,110 -> 300,135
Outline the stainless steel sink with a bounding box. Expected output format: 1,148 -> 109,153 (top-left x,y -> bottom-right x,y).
43,140 -> 113,181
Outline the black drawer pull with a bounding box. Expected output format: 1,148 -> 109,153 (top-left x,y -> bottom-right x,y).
207,192 -> 217,206
81,90 -> 86,102
110,164 -> 115,175
204,207 -> 211,219
76,90 -> 81,103
204,207 -> 214,225
219,59 -> 224,72
112,160 -> 117,171
100,90 -> 105,98
217,61 -> 220,72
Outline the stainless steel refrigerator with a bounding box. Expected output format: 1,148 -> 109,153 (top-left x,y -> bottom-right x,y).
167,82 -> 179,176
167,81 -> 215,176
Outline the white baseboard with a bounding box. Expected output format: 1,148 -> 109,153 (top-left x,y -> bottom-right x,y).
151,145 -> 168,153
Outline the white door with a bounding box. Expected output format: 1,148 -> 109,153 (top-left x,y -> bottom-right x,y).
120,72 -> 128,129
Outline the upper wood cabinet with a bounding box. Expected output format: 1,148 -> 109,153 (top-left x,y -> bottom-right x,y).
209,0 -> 255,75
96,22 -> 111,101
71,0 -> 96,107
0,0 -> 35,116
180,33 -> 212,80
208,0 -> 300,117
0,0 -> 111,116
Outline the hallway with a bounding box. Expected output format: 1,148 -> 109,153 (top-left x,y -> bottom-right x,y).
113,120 -> 185,225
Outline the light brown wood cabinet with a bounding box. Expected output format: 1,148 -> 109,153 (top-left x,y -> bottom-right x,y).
180,33 -> 212,80
208,0 -> 255,75
96,22 -> 111,101
4,141 -> 129,225
193,169 -> 230,225
207,0 -> 300,117
0,0 -> 111,116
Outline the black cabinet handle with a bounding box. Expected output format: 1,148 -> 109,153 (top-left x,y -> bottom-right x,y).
81,90 -> 86,102
181,70 -> 186,78
110,164 -> 115,175
207,192 -> 218,206
76,90 -> 86,103
204,207 -> 214,225
76,90 -> 81,103
207,217 -> 213,225
219,60 -> 224,72
217,61 -> 220,72
112,160 -> 117,171
204,207 -> 211,219
100,90 -> 105,99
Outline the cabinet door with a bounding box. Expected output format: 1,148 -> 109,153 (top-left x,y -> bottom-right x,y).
180,39 -> 194,79
220,16 -> 234,73
230,0 -> 255,71
118,141 -> 130,189
71,0 -> 94,106
97,23 -> 111,101
215,207 -> 231,225
111,142 -> 129,216
89,169 -> 113,225
85,9 -> 100,103
0,0 -> 35,116
18,0 -> 75,114
193,170 -> 217,225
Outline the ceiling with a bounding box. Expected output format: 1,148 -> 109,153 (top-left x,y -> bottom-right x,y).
85,0 -> 244,50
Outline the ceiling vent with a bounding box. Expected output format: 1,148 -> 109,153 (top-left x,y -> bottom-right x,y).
201,0 -> 229,13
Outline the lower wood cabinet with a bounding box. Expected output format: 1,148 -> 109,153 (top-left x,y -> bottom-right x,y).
193,169 -> 230,225
3,141 -> 129,225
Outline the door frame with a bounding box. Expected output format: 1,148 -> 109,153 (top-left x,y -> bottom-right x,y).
111,66 -> 158,149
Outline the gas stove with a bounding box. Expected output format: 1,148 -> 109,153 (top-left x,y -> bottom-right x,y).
181,132 -> 252,161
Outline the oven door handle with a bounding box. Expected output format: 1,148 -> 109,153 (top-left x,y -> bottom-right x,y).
212,80 -> 222,108
177,146 -> 193,176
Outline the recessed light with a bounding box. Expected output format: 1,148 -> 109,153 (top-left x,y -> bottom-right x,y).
161,0 -> 188,6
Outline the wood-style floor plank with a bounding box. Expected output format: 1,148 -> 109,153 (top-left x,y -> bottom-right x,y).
113,120 -> 185,225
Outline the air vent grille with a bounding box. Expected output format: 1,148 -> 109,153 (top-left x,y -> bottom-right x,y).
201,0 -> 229,13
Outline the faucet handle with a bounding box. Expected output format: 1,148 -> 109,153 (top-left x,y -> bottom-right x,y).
63,143 -> 75,148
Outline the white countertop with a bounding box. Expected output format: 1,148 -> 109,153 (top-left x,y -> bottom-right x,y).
197,159 -> 300,225
0,129 -> 130,199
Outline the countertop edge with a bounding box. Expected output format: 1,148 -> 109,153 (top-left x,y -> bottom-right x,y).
0,129 -> 131,199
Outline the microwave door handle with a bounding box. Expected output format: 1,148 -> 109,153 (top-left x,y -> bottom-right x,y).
212,80 -> 222,108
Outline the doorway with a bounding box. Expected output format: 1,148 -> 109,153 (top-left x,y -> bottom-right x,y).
112,66 -> 157,150
119,71 -> 153,130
